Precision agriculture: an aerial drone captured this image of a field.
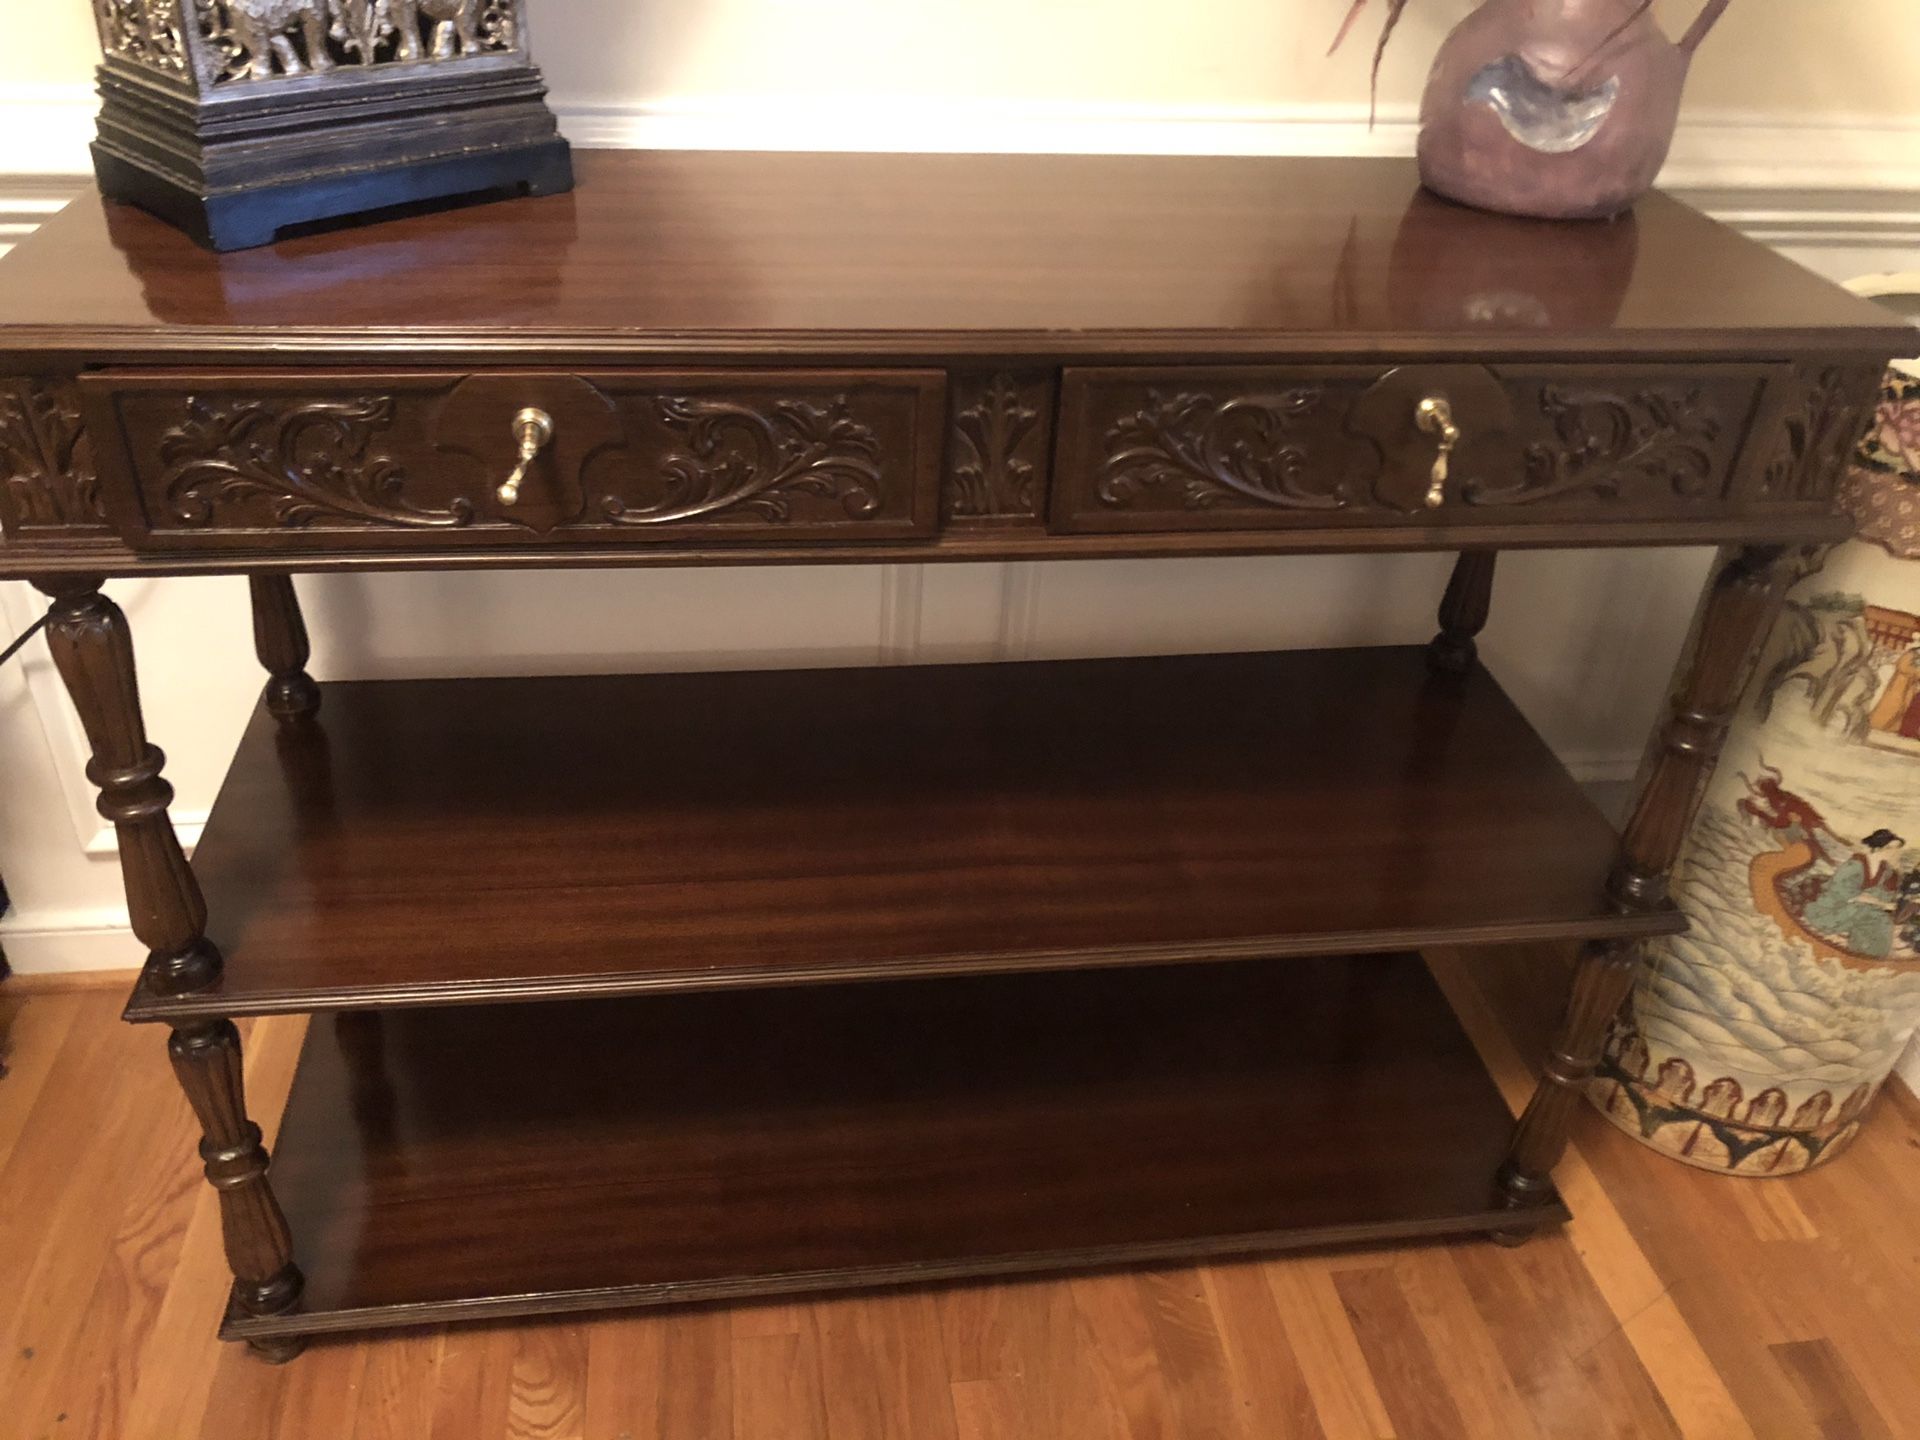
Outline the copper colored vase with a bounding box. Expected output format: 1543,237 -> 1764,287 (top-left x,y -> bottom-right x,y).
1417,0 -> 1731,220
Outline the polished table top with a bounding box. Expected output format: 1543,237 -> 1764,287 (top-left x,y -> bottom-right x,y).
0,150 -> 1905,362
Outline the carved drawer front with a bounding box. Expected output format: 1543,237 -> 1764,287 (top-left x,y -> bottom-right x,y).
1052,363 -> 1788,534
85,369 -> 946,550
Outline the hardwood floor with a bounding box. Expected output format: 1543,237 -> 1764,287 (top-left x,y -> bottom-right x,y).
3,945 -> 1916,1440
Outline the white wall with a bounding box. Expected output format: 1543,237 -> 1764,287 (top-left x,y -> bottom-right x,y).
2,0 -> 1917,1090
8,1 -> 1920,184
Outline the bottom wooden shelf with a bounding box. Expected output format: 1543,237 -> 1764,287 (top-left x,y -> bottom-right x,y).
228,953 -> 1563,1341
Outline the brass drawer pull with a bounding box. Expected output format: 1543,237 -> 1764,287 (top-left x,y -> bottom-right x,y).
1415,396 -> 1460,509
496,408 -> 555,505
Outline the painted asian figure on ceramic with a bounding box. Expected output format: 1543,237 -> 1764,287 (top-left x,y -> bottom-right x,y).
1593,369 -> 1920,1174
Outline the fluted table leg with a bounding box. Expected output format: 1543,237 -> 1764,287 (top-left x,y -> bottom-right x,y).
34,577 -> 306,1360
170,1018 -> 304,1359
249,574 -> 320,722
1492,544 -> 1798,1240
1428,549 -> 1497,677
1493,938 -> 1636,1239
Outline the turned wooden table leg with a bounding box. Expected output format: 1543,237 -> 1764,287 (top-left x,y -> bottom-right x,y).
34,577 -> 306,1360
1493,544 -> 1798,1240
170,1018 -> 305,1359
1607,545 -> 1796,910
1427,550 -> 1497,676
1493,937 -> 1635,1240
249,574 -> 319,722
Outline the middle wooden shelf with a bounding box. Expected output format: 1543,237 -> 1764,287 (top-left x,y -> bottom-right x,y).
126,646 -> 1680,1022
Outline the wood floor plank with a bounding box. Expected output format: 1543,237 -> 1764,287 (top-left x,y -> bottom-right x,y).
273,1337 -> 373,1440
1390,1247 -> 1546,1440
1134,1268 -> 1243,1440
0,968 -> 142,996
1571,1123 -> 1837,1431
732,1327 -> 832,1440
28,1071 -> 203,1440
1771,1339 -> 1898,1440
728,1299 -> 808,1341
816,1289 -> 960,1440
507,1321 -> 589,1440
428,1322 -> 518,1440
1,1007 -> 175,1431
1200,1262 -> 1328,1440
194,1324 -> 295,1439
937,1280 -> 1045,1388
123,1188 -> 235,1440
0,990 -> 84,1157
949,1377 -> 1029,1440
943,1276 -> 1140,1440
1725,1170 -> 1820,1243
349,1328 -> 446,1440
1265,1260 -> 1397,1440
653,1307 -> 734,1440
1426,946 -> 1760,1440
1573,1325 -> 1691,1440
1451,1239 -> 1681,1440
1066,1270 -> 1180,1440
587,1308 -> 736,1440
579,1314 -> 662,1440
1761,1187 -> 1920,1436
1332,1266 -> 1470,1440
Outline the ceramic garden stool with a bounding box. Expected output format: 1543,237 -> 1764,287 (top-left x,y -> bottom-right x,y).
1592,354 -> 1920,1175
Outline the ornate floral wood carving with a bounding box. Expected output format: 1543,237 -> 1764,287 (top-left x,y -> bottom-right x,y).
1468,384 -> 1724,506
1095,389 -> 1345,511
948,372 -> 1048,520
602,395 -> 886,526
1761,364 -> 1885,504
0,378 -> 107,532
159,395 -> 475,530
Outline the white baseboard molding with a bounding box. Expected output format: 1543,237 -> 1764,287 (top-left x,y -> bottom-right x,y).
0,906 -> 142,976
557,99 -> 1920,195
1565,753 -> 1644,787
83,814 -> 205,859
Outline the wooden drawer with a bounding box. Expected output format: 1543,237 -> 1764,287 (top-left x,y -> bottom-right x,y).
1051,363 -> 1788,534
84,370 -> 946,550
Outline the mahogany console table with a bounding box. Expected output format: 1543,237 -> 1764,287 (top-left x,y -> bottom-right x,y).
0,151 -> 1904,1361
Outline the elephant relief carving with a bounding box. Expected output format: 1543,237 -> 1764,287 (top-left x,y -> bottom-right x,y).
216,0 -> 504,79
228,0 -> 333,77
395,0 -> 486,60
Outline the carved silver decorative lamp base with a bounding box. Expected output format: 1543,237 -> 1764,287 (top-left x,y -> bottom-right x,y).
88,0 -> 572,251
